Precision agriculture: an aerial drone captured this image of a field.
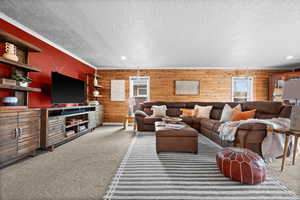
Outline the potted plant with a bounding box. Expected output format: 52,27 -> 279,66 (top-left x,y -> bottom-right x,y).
11,74 -> 32,87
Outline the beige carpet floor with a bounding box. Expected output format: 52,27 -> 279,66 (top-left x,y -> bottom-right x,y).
1,125 -> 299,200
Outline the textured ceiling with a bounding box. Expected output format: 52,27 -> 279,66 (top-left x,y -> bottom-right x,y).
1,0 -> 300,69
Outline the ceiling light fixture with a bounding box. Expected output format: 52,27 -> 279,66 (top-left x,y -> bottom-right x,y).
286,55 -> 294,60
121,56 -> 127,60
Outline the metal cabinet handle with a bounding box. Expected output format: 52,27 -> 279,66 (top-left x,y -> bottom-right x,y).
18,128 -> 22,136
15,128 -> 19,138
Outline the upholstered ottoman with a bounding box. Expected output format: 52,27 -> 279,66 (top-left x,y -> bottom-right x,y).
216,147 -> 266,184
155,122 -> 198,153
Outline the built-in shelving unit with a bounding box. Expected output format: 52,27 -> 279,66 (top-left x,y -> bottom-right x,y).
0,30 -> 42,108
85,73 -> 104,103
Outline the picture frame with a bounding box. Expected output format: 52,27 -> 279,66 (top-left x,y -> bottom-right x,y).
175,80 -> 200,95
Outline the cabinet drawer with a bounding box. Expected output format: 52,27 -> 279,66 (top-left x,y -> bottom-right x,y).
48,133 -> 65,146
18,110 -> 41,118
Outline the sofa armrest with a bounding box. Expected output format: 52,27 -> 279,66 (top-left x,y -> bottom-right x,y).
235,123 -> 267,156
238,123 -> 267,130
135,110 -> 149,118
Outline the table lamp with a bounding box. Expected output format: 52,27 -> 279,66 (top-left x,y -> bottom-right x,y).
283,79 -> 300,131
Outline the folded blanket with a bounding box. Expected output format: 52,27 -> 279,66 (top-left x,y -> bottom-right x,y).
218,118 -> 294,163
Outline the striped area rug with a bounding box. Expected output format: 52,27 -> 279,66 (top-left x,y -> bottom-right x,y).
104,132 -> 299,200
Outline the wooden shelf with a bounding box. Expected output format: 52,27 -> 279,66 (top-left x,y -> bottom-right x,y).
65,120 -> 89,128
93,95 -> 103,98
0,30 -> 42,52
94,85 -> 103,88
0,57 -> 41,72
0,84 -> 41,92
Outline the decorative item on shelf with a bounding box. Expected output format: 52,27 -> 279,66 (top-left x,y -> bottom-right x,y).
65,130 -> 76,137
93,90 -> 100,97
2,96 -> 18,106
2,42 -> 19,62
0,78 -> 16,86
79,125 -> 87,132
88,100 -> 99,106
11,74 -> 32,87
93,74 -> 98,86
283,79 -> 300,131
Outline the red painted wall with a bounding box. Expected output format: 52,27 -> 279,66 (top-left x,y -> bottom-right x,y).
0,19 -> 95,108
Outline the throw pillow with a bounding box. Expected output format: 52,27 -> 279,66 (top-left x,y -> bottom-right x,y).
194,105 -> 213,119
220,104 -> 242,123
180,108 -> 195,117
231,109 -> 256,121
151,105 -> 167,117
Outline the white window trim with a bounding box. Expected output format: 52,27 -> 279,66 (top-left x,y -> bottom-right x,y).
231,76 -> 254,102
129,76 -> 150,100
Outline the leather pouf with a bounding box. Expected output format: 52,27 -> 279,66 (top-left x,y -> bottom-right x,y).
216,147 -> 266,184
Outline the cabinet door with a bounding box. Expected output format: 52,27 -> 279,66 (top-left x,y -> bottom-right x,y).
88,111 -> 97,129
47,116 -> 65,146
17,110 -> 40,155
98,105 -> 103,125
0,112 -> 18,163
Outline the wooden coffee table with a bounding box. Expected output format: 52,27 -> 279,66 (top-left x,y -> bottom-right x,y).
155,121 -> 198,153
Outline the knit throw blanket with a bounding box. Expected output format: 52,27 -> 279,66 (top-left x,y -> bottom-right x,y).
218,118 -> 293,163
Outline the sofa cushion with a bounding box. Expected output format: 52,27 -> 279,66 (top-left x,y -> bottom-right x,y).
194,105 -> 213,119
231,109 -> 256,121
191,117 -> 202,131
200,118 -> 222,132
144,117 -> 162,125
238,123 -> 267,130
255,113 -> 278,119
210,108 -> 223,120
151,105 -> 167,117
180,108 -> 195,117
220,104 -> 242,122
279,106 -> 292,118
242,101 -> 282,115
166,108 -> 181,117
181,117 -> 193,126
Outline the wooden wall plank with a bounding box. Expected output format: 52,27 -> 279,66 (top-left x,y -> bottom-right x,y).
97,69 -> 286,123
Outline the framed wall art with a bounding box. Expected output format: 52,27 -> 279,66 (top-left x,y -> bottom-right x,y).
175,80 -> 200,95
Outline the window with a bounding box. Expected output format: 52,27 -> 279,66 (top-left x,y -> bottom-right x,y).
129,76 -> 150,100
232,77 -> 253,102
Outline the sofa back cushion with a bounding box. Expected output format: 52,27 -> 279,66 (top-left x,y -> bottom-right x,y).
279,106 -> 292,118
242,101 -> 283,119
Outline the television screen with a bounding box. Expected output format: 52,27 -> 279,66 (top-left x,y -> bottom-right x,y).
51,72 -> 85,104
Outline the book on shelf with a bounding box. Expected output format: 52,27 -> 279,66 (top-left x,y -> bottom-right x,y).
66,130 -> 76,137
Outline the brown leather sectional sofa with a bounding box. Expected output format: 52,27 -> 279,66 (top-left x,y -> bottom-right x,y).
135,101 -> 292,156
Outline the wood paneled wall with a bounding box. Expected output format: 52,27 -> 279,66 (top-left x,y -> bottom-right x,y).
97,69 -> 285,123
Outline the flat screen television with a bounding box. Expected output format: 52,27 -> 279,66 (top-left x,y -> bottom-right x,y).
51,72 -> 85,104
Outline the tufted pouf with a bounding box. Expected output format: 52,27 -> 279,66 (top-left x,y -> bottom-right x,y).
216,147 -> 266,184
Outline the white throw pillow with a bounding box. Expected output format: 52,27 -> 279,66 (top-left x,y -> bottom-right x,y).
151,105 -> 167,117
194,105 -> 213,119
220,104 -> 242,123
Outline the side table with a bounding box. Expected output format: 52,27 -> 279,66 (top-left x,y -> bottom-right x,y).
267,128 -> 300,171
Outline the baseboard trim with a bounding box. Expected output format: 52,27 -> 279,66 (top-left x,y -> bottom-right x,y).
103,122 -> 123,126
